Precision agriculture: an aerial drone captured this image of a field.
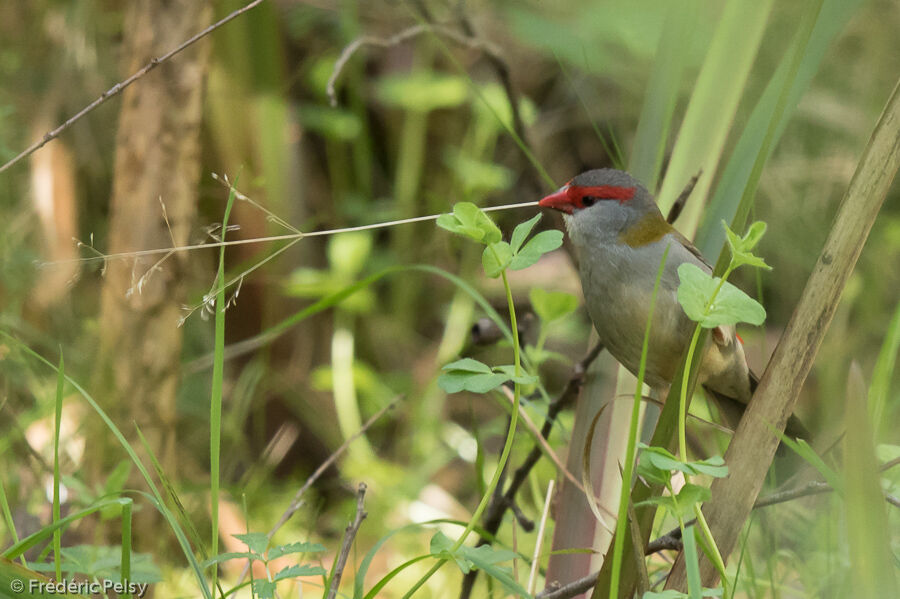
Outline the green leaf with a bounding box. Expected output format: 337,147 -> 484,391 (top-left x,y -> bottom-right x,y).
509,230 -> 563,271
689,455 -> 729,478
429,532 -> 531,598
530,287 -> 579,323
267,542 -> 327,559
510,214 -> 542,253
482,242 -> 513,278
233,532 -> 269,556
723,221 -> 771,270
637,449 -> 672,486
438,371 -> 509,394
675,484 -> 712,513
676,263 -> 766,327
441,358 -> 493,374
437,203 -> 502,245
273,563 -> 327,581
493,365 -> 539,385
252,579 -> 277,599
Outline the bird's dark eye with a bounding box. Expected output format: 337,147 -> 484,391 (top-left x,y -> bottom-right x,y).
582,196 -> 597,207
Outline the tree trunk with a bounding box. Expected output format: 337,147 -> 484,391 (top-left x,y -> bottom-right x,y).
93,0 -> 211,495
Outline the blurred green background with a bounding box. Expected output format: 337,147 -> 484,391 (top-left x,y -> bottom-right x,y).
1,0 -> 899,597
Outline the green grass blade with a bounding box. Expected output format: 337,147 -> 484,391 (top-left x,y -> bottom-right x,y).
629,0 -> 699,188
121,499 -> 132,593
210,178 -> 238,597
0,333 -> 213,599
53,352 -> 64,581
869,298 -> 900,437
0,474 -> 18,562
609,245 -> 670,597
697,0 -> 859,257
683,525 -> 702,599
655,0 -> 775,230
844,364 -> 899,597
4,498 -> 130,559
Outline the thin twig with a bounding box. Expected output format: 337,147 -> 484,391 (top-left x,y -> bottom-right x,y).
536,569 -> 599,599
0,0 -> 267,175
527,480 -> 555,595
42,200 -> 540,267
459,343 -> 604,599
646,526 -> 684,555
326,483 -> 368,599
327,23 -> 502,107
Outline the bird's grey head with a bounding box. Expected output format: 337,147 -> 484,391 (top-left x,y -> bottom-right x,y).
538,169 -> 659,242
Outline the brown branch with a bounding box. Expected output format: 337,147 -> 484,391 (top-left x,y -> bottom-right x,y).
327,23 -> 502,107
537,570 -> 600,599
326,483 -> 368,599
0,0 -> 267,175
646,527 -> 684,555
666,171 -> 702,224
459,343 -> 603,599
665,76 -> 900,591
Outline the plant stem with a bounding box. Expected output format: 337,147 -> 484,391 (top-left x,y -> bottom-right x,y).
610,245 -> 670,597
678,326 -> 704,461
404,268 -> 522,597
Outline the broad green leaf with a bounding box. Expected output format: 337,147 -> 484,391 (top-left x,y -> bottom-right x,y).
508,230 -> 563,271
675,484 -> 711,515
530,287 -> 579,323
643,591 -> 688,599
677,263 -> 766,327
441,358 -> 493,374
438,372 -> 509,394
510,214 -> 542,253
689,455 -> 728,478
437,203 -> 502,245
483,242 -> 513,278
233,532 -> 269,556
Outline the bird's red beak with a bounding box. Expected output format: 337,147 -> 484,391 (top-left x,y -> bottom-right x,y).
539,186 -> 574,214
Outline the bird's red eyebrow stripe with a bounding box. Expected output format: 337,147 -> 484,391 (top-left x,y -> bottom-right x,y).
569,185 -> 636,203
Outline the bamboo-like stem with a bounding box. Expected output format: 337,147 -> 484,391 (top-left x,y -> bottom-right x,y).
665,75 -> 900,590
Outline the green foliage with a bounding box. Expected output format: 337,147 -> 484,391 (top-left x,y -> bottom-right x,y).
436,202 -> 502,245
29,545 -> 161,584
429,531 -> 531,598
723,221 -> 771,271
530,287 -> 579,324
205,535 -> 326,599
676,264 -> 766,328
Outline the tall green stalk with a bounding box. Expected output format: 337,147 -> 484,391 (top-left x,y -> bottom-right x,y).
608,245 -> 670,597
210,181 -> 237,596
